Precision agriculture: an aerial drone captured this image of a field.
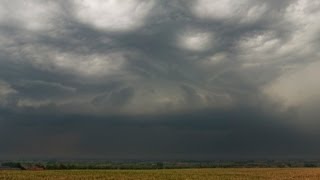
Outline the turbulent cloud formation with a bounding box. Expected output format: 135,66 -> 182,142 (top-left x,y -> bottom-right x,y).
177,28 -> 214,52
0,0 -> 320,159
73,0 -> 155,32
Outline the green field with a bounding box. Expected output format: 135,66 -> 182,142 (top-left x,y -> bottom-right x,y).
2,168 -> 320,180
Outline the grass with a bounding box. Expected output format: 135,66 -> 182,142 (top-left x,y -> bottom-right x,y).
2,168 -> 320,179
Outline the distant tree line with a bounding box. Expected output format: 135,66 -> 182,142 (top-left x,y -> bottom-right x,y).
1,160 -> 320,170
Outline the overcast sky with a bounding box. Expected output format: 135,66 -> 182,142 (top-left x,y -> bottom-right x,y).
0,0 -> 320,160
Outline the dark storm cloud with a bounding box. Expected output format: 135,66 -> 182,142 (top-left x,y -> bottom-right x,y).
0,103 -> 319,160
0,0 -> 320,159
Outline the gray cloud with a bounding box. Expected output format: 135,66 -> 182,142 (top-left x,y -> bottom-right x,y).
0,0 -> 319,159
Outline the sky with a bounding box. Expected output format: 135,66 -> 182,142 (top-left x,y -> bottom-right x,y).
0,0 -> 320,160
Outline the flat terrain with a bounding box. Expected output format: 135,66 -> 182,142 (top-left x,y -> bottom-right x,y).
2,168 -> 320,180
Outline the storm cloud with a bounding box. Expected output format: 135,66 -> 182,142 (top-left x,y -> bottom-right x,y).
0,0 -> 320,160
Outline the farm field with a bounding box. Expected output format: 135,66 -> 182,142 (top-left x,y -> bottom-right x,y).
1,168 -> 320,180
